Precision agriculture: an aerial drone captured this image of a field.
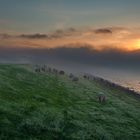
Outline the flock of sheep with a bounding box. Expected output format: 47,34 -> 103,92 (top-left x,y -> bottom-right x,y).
34,65 -> 140,103
34,65 -> 79,82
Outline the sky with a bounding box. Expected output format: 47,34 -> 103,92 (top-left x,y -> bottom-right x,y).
0,0 -> 140,33
0,0 -> 140,51
0,0 -> 140,91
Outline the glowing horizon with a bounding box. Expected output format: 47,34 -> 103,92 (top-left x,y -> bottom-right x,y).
0,0 -> 140,52
0,27 -> 140,52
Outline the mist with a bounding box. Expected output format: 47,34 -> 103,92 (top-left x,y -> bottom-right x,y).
0,46 -> 140,92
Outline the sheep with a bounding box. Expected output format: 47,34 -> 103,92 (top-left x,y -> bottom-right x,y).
72,77 -> 79,82
48,67 -> 52,73
35,68 -> 40,72
83,75 -> 87,79
98,92 -> 106,103
53,68 -> 58,74
59,70 -> 65,75
41,67 -> 46,72
69,73 -> 74,78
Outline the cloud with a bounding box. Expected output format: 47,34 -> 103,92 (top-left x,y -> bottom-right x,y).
50,28 -> 79,38
0,45 -> 140,72
0,33 -> 12,39
19,33 -> 48,39
94,28 -> 112,34
18,28 -> 78,40
0,26 -> 140,51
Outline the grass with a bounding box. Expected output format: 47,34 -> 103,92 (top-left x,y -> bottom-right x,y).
0,64 -> 139,140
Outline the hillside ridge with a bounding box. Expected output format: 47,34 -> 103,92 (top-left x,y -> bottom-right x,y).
0,64 -> 139,140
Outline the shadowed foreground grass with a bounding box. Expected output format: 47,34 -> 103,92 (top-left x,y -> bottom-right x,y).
0,64 -> 139,140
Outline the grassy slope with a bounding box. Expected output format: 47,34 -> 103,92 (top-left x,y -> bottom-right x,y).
0,64 -> 139,140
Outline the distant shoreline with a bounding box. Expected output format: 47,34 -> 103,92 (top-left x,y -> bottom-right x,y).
0,63 -> 139,99
84,73 -> 140,99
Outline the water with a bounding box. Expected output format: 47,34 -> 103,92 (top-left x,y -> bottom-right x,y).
51,63 -> 140,93
90,67 -> 140,93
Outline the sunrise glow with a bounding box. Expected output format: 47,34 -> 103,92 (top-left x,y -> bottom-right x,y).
135,39 -> 140,50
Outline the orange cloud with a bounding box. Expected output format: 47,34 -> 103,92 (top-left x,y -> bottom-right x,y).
0,27 -> 140,51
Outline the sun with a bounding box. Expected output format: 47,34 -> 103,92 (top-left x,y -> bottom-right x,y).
128,39 -> 140,51
135,39 -> 140,50
126,39 -> 140,51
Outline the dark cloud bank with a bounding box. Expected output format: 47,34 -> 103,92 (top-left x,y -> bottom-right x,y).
0,45 -> 140,73
0,27 -> 113,40
94,28 -> 112,34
